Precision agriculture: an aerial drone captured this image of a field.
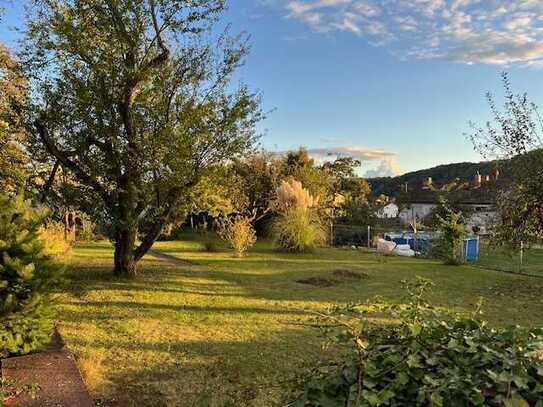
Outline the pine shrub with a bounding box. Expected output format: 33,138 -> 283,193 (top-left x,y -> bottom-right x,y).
0,194 -> 63,357
435,198 -> 468,265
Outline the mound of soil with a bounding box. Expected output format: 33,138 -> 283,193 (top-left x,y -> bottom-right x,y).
482,281 -> 543,298
297,277 -> 339,287
332,269 -> 369,280
297,269 -> 370,287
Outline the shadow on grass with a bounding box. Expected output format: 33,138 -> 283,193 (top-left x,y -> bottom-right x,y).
66,326 -> 320,407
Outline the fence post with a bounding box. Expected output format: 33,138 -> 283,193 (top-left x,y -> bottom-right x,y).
330,222 -> 334,247
367,225 -> 371,249
520,241 -> 524,270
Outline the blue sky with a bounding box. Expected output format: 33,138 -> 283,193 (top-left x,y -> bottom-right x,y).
2,0 -> 543,176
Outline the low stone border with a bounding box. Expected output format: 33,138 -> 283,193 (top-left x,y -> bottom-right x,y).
1,328 -> 94,407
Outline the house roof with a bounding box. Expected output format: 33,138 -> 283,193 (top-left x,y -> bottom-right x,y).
404,180 -> 503,205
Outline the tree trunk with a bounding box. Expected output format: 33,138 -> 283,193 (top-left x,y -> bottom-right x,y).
113,228 -> 138,277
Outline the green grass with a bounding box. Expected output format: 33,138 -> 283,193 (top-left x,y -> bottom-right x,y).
476,243 -> 543,276
57,235 -> 543,406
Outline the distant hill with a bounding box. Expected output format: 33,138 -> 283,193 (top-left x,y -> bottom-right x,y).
368,159 -> 502,197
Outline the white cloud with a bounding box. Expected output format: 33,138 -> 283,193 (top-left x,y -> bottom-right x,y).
363,158 -> 403,178
283,145 -> 404,177
273,0 -> 543,66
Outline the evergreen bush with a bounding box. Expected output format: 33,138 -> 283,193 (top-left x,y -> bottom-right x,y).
0,194 -> 62,357
434,198 -> 468,265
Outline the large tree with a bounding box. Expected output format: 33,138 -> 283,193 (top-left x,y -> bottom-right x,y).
0,44 -> 28,192
470,73 -> 543,246
23,0 -> 262,276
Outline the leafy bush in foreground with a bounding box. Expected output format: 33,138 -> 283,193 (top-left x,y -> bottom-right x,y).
294,278 -> 543,406
0,194 -> 63,356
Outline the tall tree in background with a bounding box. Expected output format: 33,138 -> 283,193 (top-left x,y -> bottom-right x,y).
470,73 -> 543,247
0,43 -> 28,192
23,0 -> 262,276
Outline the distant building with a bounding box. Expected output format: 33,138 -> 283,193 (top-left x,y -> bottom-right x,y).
395,171 -> 502,234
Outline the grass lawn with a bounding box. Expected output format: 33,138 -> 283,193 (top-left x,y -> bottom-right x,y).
57,235 -> 543,406
476,242 -> 543,276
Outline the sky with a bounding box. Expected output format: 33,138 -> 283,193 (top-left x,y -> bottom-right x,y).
2,0 -> 543,177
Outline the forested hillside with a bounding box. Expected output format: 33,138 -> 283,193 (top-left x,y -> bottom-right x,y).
369,159 -> 501,197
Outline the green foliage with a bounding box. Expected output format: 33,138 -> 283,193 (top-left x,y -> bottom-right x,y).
471,73 -> 543,247
294,277 -> 543,407
38,221 -> 72,260
0,194 -> 62,357
0,44 -> 28,193
434,198 -> 468,265
195,221 -> 220,253
340,197 -> 374,226
274,207 -> 326,253
23,0 -> 262,276
229,152 -> 282,223
281,149 -> 332,201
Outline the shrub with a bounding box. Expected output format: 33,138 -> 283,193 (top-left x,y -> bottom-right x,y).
273,207 -> 326,253
202,238 -> 220,252
293,278 -> 543,406
38,221 -> 72,259
435,198 -> 468,265
196,221 -> 220,252
78,218 -> 96,242
217,215 -> 257,257
0,194 -> 63,357
273,180 -> 325,253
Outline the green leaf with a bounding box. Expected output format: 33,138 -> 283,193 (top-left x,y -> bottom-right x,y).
504,395 -> 529,407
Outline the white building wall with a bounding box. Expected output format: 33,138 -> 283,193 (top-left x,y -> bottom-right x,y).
398,203 -> 500,234
399,203 -> 436,225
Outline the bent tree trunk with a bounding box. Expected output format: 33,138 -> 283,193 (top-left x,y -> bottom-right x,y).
113,228 -> 138,277
112,212 -> 171,277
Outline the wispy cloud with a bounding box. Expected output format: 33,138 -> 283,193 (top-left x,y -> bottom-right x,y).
271,0 -> 543,66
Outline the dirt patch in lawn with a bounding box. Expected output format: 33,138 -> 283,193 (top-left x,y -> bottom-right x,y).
332,269 -> 369,280
482,280 -> 543,298
297,269 -> 369,287
297,277 -> 339,287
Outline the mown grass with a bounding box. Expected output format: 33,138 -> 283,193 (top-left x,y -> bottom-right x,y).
57,234 -> 543,406
476,242 -> 543,276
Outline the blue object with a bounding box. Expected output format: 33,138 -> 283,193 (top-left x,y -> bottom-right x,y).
463,238 -> 479,262
383,231 -> 480,261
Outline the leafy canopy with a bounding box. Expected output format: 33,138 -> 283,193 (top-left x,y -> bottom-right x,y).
22,0 -> 262,275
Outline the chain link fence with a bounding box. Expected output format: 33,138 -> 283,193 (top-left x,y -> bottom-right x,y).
475,239 -> 543,276
330,224 -> 398,248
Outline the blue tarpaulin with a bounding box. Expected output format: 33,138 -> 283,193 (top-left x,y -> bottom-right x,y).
384,232 -> 479,262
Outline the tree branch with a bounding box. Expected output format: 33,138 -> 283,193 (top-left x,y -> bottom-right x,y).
40,160 -> 60,203
34,120 -> 115,209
